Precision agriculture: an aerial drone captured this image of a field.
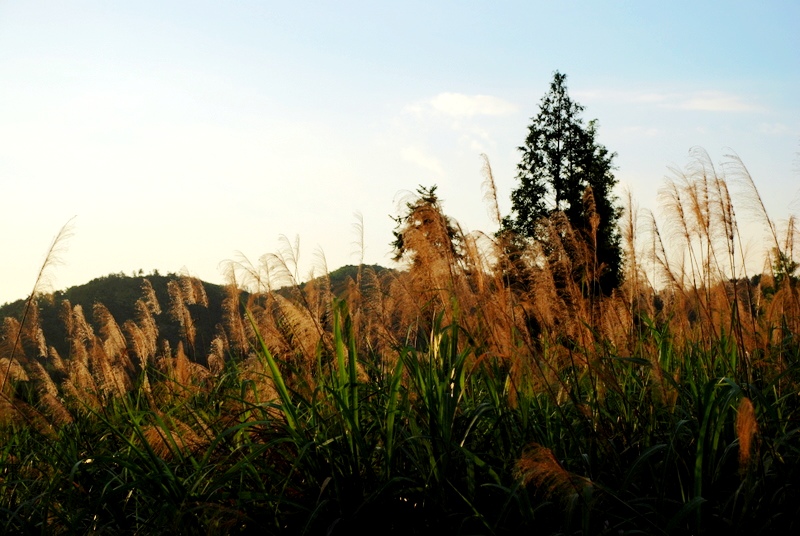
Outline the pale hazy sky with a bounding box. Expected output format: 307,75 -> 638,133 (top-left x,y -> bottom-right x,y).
1,1 -> 798,304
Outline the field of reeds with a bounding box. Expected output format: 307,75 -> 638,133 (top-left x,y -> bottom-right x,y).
1,150 -> 799,534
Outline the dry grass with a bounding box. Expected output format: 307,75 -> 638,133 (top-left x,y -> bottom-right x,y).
516,443 -> 592,502
736,396 -> 758,472
0,152 -> 795,417
0,151 -> 797,534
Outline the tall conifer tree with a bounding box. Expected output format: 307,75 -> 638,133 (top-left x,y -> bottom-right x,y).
502,71 -> 622,293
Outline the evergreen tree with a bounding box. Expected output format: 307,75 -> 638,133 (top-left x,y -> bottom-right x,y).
502,71 -> 622,293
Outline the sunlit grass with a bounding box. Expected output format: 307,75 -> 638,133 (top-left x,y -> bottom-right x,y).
1,151 -> 799,534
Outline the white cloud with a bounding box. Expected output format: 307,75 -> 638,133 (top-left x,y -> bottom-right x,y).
676,91 -> 759,112
400,146 -> 445,176
575,89 -> 760,112
621,126 -> 660,138
409,93 -> 518,118
396,93 -> 516,157
634,93 -> 671,104
456,125 -> 493,152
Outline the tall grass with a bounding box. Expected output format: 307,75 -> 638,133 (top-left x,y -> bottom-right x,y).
1,151 -> 799,534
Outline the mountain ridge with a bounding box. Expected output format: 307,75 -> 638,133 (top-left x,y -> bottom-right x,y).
0,263 -> 392,364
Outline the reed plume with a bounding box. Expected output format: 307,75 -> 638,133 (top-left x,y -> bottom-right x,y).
25,359 -> 58,399
481,153 -> 502,227
206,333 -> 226,375
168,280 -> 196,353
516,443 -> 592,501
142,417 -> 208,459
141,278 -> 162,315
47,346 -> 67,374
736,396 -> 758,473
65,358 -> 101,410
221,285 -> 248,356
94,303 -> 130,369
0,218 -> 73,395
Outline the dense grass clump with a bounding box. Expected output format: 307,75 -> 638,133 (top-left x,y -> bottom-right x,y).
1,151 -> 799,534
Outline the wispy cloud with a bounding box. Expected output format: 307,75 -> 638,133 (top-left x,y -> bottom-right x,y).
575,89 -> 761,112
676,91 -> 758,112
407,93 -> 518,118
400,146 -> 445,176
621,126 -> 660,138
758,122 -> 794,136
398,93 -> 517,155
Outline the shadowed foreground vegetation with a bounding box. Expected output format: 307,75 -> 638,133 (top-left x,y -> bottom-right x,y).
1,150 -> 799,534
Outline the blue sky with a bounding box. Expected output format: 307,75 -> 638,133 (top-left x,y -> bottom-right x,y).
1,1 -> 798,303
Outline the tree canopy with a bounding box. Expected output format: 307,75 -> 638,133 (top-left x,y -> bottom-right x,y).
502,71 -> 622,293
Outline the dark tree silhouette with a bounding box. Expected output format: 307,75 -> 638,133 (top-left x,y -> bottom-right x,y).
502,71 -> 622,293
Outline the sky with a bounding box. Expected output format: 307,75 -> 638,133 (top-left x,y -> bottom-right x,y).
1,1 -> 798,304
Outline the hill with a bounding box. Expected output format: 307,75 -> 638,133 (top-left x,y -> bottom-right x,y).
0,264 -> 392,365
